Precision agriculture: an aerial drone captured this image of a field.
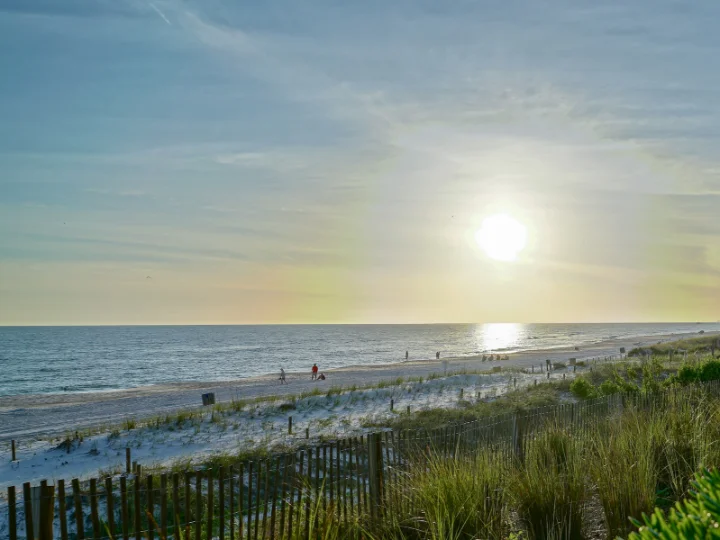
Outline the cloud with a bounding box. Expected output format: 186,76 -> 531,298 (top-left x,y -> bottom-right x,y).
148,3 -> 171,25
3,0 -> 720,323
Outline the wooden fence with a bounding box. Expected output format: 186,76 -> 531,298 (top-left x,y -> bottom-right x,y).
3,380 -> 719,540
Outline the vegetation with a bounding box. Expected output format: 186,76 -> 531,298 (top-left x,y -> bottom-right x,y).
378,383 -> 565,432
510,429 -> 587,539
628,468 -> 720,539
401,453 -> 507,540
590,412 -> 658,538
628,334 -> 719,357
387,377 -> 720,539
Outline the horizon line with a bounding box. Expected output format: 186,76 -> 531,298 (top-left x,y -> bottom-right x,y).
1,321 -> 718,328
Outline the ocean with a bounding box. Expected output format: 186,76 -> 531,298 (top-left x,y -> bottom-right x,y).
1,323 -> 718,397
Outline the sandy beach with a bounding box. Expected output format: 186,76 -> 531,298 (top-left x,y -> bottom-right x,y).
0,329 -> 715,492
0,330 -> 714,443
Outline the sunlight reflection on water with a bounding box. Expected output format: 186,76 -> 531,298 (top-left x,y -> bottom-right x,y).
476,323 -> 523,352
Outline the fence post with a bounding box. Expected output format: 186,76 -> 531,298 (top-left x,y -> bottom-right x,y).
367,433 -> 384,517
23,483 -> 34,540
72,479 -> 84,540
12,440 -> 17,462
288,416 -> 293,435
39,484 -> 55,540
126,448 -> 131,474
105,478 -> 115,540
8,486 -> 17,540
512,414 -> 525,464
90,479 -> 100,540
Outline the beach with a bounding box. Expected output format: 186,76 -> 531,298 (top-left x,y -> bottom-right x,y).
0,329 -> 715,492
0,330 -> 706,442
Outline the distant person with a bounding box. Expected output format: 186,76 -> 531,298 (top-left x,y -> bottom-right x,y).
318,373 -> 326,381
279,368 -> 286,384
436,351 -> 440,360
405,350 -> 409,360
311,363 -> 319,380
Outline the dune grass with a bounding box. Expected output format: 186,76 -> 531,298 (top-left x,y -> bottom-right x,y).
510,428 -> 588,540
404,452 -> 507,540
629,334 -> 719,357
589,412 -> 658,538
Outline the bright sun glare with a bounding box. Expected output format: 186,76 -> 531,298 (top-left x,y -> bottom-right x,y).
475,214 -> 527,262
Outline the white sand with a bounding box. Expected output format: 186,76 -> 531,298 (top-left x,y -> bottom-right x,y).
0,330 -> 715,495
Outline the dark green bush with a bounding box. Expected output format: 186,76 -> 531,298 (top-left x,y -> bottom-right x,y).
599,379 -> 622,396
701,361 -> 720,382
569,377 -> 597,399
666,360 -> 720,386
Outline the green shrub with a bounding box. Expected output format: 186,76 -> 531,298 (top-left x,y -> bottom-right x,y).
665,360 -> 720,386
569,377 -> 597,399
627,468 -> 720,539
700,361 -> 720,382
599,379 -> 622,396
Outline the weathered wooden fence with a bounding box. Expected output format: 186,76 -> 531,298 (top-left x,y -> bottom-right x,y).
4,380 -> 719,540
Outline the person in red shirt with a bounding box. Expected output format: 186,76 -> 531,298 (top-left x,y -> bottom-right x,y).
311,363 -> 319,380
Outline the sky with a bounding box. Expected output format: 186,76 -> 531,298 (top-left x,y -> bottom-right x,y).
1,0 -> 719,325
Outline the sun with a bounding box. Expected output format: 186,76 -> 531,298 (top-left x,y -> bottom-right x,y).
475,214 -> 527,261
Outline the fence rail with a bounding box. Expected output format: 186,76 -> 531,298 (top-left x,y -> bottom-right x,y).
4,380 -> 719,540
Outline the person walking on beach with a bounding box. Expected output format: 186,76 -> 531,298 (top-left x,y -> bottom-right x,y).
436,351 -> 440,360
405,350 -> 409,360
279,368 -> 286,384
311,363 -> 319,380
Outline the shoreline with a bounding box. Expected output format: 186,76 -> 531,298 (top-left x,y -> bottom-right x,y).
0,329 -> 717,491
0,329 -> 716,442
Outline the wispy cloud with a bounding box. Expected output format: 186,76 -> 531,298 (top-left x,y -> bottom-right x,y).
148,3 -> 171,25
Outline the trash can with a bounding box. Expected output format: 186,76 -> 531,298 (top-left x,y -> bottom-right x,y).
202,393 -> 216,406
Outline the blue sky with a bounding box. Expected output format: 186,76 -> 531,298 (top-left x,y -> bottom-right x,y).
1,0 -> 719,324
